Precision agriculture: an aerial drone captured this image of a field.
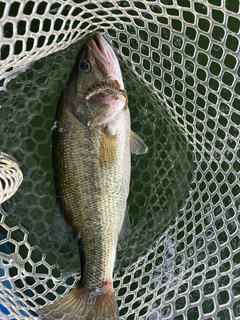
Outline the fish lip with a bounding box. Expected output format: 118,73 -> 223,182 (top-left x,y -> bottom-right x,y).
87,33 -> 122,84
93,33 -> 107,56
92,33 -> 114,63
88,33 -> 113,75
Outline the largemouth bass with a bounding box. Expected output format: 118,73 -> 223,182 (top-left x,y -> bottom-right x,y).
39,33 -> 147,320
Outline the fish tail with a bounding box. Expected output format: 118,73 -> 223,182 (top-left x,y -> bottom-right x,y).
38,283 -> 119,320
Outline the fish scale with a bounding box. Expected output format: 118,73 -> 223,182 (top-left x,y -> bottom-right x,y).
53,94 -> 130,242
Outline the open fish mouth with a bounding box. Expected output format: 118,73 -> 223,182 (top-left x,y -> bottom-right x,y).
84,80 -> 127,100
93,33 -> 106,55
88,33 -> 122,83
84,79 -> 128,128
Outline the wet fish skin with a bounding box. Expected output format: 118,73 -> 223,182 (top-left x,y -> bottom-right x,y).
54,93 -> 131,290
39,33 -> 147,320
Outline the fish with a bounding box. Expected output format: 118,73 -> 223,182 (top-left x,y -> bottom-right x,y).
39,33 -> 147,320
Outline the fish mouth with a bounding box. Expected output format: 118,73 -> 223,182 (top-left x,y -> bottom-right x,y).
93,33 -> 106,56
87,33 -> 122,86
92,33 -> 113,62
84,79 -> 127,101
89,33 -> 114,74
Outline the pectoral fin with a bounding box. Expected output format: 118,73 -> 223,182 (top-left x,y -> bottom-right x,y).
130,131 -> 148,155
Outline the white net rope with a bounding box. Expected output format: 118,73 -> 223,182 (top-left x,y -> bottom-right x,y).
0,153 -> 23,205
0,0 -> 239,319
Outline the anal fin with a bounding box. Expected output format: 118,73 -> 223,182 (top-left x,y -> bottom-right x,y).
118,209 -> 131,250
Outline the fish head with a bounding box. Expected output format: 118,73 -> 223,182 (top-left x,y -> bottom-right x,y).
70,33 -> 124,95
65,33 -> 127,128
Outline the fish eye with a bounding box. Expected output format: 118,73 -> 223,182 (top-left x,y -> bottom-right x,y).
79,61 -> 91,73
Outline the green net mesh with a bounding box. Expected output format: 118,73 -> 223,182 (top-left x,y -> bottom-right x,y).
0,0 -> 239,319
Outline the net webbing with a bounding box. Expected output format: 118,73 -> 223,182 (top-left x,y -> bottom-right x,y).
0,1 -> 239,319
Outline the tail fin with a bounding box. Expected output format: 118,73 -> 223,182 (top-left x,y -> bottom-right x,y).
38,283 -> 119,320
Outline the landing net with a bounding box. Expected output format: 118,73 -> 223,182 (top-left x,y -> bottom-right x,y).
0,1 -> 239,319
